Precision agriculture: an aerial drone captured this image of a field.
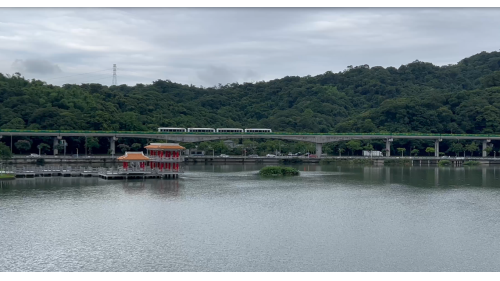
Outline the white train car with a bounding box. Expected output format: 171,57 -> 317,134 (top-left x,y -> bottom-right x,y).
216,128 -> 244,133
244,128 -> 273,133
187,128 -> 216,133
158,127 -> 187,133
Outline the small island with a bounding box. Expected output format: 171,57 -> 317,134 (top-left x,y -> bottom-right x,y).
259,166 -> 300,176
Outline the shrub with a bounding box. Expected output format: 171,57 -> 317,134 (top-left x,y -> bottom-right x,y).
463,161 -> 480,166
259,166 -> 299,176
438,160 -> 451,167
280,158 -> 303,164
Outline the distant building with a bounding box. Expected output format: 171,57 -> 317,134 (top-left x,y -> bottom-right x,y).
223,140 -> 236,149
363,150 -> 382,157
186,149 -> 205,156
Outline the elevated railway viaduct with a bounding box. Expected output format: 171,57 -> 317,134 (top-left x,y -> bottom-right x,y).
1,130 -> 498,158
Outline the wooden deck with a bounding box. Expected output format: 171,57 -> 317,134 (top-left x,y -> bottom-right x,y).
0,166 -> 183,179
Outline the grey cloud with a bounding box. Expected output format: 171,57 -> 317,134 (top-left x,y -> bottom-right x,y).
11,59 -> 62,75
196,65 -> 237,86
1,8 -> 500,86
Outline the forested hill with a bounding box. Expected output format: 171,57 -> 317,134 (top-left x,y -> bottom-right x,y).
1,50 -> 500,135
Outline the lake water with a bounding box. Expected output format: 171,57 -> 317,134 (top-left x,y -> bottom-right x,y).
1,164 -> 500,272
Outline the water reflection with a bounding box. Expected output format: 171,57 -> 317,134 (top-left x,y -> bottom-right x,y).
2,164 -> 500,271
121,179 -> 181,197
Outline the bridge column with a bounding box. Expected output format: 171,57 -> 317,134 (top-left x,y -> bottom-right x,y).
434,139 -> 441,157
385,138 -> 392,157
53,137 -> 59,155
316,143 -> 322,158
482,140 -> 491,157
109,137 -> 118,156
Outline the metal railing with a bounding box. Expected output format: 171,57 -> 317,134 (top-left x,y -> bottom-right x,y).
0,165 -> 184,175
1,129 -> 500,138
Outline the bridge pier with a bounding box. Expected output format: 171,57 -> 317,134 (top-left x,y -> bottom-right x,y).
53,137 -> 59,155
109,137 -> 118,156
316,143 -> 322,158
483,140 -> 491,157
385,138 -> 392,157
434,139 -> 441,157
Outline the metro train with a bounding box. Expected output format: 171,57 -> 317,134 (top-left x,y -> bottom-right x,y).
157,127 -> 272,133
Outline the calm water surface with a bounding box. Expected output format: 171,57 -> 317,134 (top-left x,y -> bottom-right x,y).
1,164 -> 500,272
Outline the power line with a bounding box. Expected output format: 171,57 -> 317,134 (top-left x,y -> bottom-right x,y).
79,75 -> 112,84
46,69 -> 110,81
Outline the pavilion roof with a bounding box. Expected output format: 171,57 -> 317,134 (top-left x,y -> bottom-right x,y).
117,152 -> 151,161
144,143 -> 185,150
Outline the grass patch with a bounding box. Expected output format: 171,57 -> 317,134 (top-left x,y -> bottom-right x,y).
0,174 -> 15,180
463,160 -> 480,166
438,160 -> 452,167
259,166 -> 299,176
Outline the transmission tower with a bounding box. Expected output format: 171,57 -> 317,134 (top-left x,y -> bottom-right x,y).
112,64 -> 117,85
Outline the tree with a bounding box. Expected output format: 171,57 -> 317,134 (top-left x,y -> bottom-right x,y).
55,144 -> 65,152
346,140 -> 362,156
363,144 -> 374,151
425,147 -> 435,156
338,148 -> 345,157
37,143 -> 50,155
131,143 -> 142,151
117,144 -> 130,153
0,142 -> 12,160
410,149 -> 419,156
465,142 -> 479,156
484,146 -> 493,156
397,147 -> 406,156
15,140 -> 31,154
85,137 -> 100,154
450,143 -> 464,157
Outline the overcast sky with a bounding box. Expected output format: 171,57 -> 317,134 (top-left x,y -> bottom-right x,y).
0,8 -> 499,87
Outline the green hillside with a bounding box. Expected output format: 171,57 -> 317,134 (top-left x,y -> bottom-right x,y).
1,50 -> 500,155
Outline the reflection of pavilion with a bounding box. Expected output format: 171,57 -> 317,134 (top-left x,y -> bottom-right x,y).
121,179 -> 180,196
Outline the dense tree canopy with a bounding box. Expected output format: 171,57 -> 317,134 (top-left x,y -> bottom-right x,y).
1,50 -> 500,155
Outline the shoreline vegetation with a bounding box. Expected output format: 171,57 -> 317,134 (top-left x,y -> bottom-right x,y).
463,161 -> 480,166
0,174 -> 15,180
259,166 -> 300,176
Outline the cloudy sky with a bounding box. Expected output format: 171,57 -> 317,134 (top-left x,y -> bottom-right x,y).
0,8 -> 499,87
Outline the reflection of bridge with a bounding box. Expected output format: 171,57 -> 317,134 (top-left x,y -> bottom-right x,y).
1,129 -> 499,157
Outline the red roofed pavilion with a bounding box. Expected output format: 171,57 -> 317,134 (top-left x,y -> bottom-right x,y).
144,143 -> 185,174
